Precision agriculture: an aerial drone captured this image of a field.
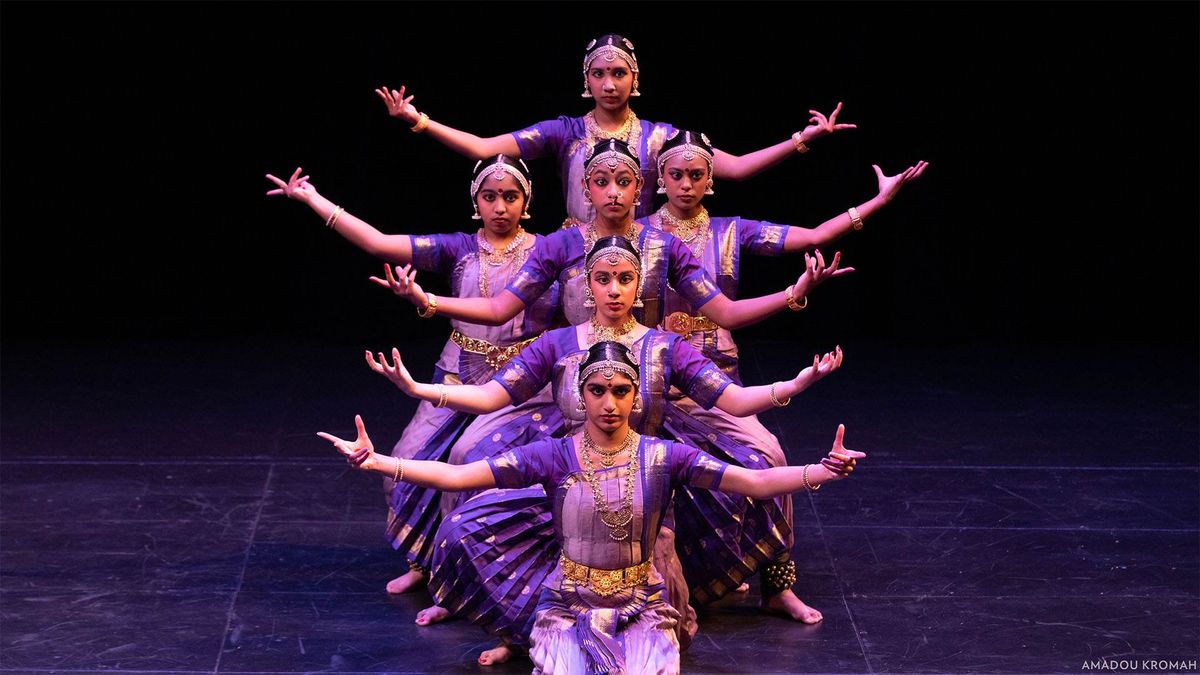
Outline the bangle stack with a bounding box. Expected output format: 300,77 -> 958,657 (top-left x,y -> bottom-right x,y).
769,381 -> 791,407
410,112 -> 430,133
848,206 -> 864,231
392,457 -> 405,483
326,206 -> 344,230
802,464 -> 821,491
434,383 -> 449,409
784,284 -> 808,312
791,131 -> 809,154
417,292 -> 439,319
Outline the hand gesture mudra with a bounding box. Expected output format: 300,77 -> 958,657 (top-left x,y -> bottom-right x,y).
369,263 -> 430,308
365,347 -> 419,395
792,345 -> 844,392
791,248 -> 854,300
798,102 -> 858,144
316,415 -> 376,470
818,424 -> 865,480
264,167 -> 318,204
875,160 -> 930,204
374,85 -> 420,125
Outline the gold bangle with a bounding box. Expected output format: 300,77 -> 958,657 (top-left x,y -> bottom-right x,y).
326,206 -> 344,230
848,206 -> 863,231
769,381 -> 791,408
392,457 -> 405,483
416,291 -> 439,318
410,112 -> 430,133
784,284 -> 808,312
791,131 -> 809,154
435,383 -> 448,409
802,464 -> 821,491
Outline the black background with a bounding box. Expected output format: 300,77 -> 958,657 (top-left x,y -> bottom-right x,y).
2,1 -> 1197,351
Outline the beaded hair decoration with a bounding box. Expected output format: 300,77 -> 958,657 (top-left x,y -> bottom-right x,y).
656,130 -> 715,195
585,236 -> 644,309
581,34 -> 640,98
584,139 -> 641,180
575,341 -> 640,396
469,155 -> 533,220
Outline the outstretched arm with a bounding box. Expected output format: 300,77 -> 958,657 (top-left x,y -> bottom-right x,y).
365,348 -> 513,414
318,415 -> 497,491
714,103 -> 856,181
697,249 -> 852,329
369,263 -> 526,326
718,425 -> 864,498
265,167 -> 414,264
782,161 -> 930,252
377,85 -> 520,159
714,346 -> 843,416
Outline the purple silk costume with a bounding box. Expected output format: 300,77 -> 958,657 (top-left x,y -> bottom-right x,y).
428,327 -> 788,650
636,212 -> 800,581
384,231 -> 563,572
506,223 -> 720,327
512,116 -> 676,224
475,435 -> 729,675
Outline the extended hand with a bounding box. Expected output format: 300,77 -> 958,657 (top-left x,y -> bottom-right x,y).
365,347 -> 419,395
316,414 -> 376,470
265,167 -> 317,203
791,248 -> 854,299
369,263 -> 429,307
798,102 -> 857,143
375,85 -> 420,125
819,424 -> 865,480
875,161 -> 929,204
792,346 -> 844,392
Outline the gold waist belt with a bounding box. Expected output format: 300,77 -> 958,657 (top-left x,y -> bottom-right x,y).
450,330 -> 539,369
662,311 -> 721,336
559,553 -> 652,597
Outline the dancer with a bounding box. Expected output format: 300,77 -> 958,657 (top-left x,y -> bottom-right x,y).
375,32 -> 855,222
366,234 -> 843,660
639,129 -> 928,622
266,156 -> 564,598
319,340 -> 864,675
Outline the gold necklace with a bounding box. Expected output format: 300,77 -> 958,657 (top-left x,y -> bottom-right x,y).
579,429 -> 641,540
582,426 -> 637,468
476,227 -> 528,296
583,220 -> 639,256
587,315 -> 637,347
657,206 -> 710,243
584,109 -> 641,150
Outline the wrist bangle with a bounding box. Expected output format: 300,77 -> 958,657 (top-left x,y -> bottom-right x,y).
847,206 -> 863,231
802,464 -> 821,491
769,381 -> 791,407
784,284 -> 808,312
392,457 -> 405,483
791,131 -> 809,154
410,112 -> 430,133
326,206 -> 344,230
416,292 -> 439,318
435,383 -> 449,409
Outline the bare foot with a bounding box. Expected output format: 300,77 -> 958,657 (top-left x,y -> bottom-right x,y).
763,589 -> 823,624
478,643 -> 514,666
414,604 -> 450,626
385,569 -> 426,594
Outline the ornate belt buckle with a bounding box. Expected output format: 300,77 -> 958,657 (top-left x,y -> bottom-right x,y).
665,311 -> 692,335
485,345 -> 508,369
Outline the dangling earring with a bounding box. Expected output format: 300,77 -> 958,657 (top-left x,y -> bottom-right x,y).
656,176 -> 666,195
583,285 -> 595,308
583,187 -> 592,204
705,178 -> 715,196
632,276 -> 645,308
632,395 -> 642,412
581,76 -> 592,98
630,76 -> 641,97
471,205 -> 482,220
521,210 -> 531,220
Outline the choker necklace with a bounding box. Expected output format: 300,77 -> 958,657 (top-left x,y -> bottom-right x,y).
584,220 -> 639,257
582,427 -> 637,468
579,428 -> 641,540
657,206 -> 710,244
588,315 -> 637,347
476,227 -> 529,296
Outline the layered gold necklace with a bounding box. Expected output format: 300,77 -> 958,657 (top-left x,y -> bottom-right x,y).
583,109 -> 642,152
587,315 -> 637,347
579,428 -> 641,540
656,206 -> 711,259
476,227 -> 528,296
583,220 -> 639,256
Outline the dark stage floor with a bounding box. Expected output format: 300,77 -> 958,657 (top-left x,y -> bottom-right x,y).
2,336 -> 1197,674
